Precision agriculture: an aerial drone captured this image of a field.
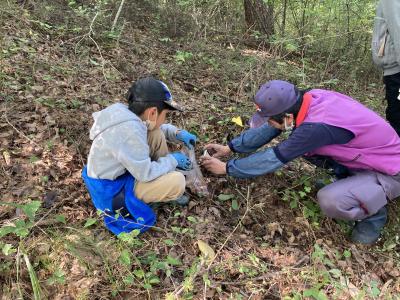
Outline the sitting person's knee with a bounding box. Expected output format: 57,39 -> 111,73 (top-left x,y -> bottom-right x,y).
148,128 -> 164,142
317,187 -> 339,217
168,172 -> 186,197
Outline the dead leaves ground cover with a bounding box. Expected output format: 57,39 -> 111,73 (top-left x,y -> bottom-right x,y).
1,2 -> 400,299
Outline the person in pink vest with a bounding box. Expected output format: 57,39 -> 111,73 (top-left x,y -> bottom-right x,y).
201,80 -> 400,244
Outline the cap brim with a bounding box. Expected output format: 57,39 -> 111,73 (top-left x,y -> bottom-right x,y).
249,112 -> 269,128
164,99 -> 183,112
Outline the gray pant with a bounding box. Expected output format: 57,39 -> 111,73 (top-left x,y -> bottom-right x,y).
317,171 -> 400,221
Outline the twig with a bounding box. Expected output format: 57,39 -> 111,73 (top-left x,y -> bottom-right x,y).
300,45 -> 306,85
88,11 -> 98,35
2,106 -> 41,148
206,186 -> 251,270
16,246 -> 24,299
171,186 -> 252,298
213,255 -> 309,287
74,11 -> 108,82
88,15 -> 108,83
172,261 -> 204,297
64,129 -> 86,166
111,0 -> 125,32
203,276 -> 207,300
116,20 -> 126,46
320,30 -> 339,83
175,79 -> 232,102
214,272 -> 275,286
31,195 -> 71,229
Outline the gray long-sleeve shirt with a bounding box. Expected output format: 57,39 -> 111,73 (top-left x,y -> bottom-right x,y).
372,0 -> 400,75
87,103 -> 179,182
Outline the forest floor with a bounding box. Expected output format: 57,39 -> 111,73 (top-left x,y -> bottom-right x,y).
1,2 -> 400,299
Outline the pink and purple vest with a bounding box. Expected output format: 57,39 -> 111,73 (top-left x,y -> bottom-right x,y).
302,89 -> 400,175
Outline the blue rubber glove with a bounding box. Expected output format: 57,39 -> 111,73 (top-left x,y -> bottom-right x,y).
171,152 -> 192,170
176,130 -> 197,149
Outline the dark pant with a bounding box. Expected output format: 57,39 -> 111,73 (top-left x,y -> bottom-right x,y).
383,72 -> 400,136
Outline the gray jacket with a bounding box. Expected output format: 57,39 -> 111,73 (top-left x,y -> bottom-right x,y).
372,0 -> 400,76
87,103 -> 179,181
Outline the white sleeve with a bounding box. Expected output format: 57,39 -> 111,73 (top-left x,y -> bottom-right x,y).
112,126 -> 177,182
160,123 -> 180,143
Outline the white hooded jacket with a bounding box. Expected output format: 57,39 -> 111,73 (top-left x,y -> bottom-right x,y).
87,103 -> 178,181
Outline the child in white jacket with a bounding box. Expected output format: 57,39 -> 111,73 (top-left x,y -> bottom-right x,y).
83,77 -> 196,234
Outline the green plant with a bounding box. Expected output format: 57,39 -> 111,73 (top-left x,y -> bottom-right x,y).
29,155 -> 40,163
364,280 -> 380,298
200,55 -> 219,69
182,258 -> 201,293
130,251 -> 183,290
0,201 -> 44,298
46,268 -> 66,285
24,253 -> 42,300
298,244 -> 358,299
174,50 -> 193,64
238,253 -> 268,277
281,176 -> 321,223
217,193 -> 239,211
0,201 -> 41,239
114,229 -> 184,291
302,288 -> 329,300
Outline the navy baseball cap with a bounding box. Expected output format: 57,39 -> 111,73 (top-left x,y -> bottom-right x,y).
127,77 -> 183,111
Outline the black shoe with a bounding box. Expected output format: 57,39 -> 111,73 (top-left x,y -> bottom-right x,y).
351,207 -> 388,245
149,195 -> 190,209
172,194 -> 189,206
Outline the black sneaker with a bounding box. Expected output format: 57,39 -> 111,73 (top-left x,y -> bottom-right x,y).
351,207 -> 388,245
149,195 -> 190,209
172,194 -> 189,206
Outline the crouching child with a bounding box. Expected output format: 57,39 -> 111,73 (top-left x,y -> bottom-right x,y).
82,77 -> 197,235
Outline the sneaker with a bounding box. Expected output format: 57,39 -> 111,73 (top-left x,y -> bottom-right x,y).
172,194 -> 189,206
149,195 -> 190,209
149,202 -> 161,210
351,206 -> 388,245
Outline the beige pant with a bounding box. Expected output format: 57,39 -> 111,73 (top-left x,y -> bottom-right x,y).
134,129 -> 185,203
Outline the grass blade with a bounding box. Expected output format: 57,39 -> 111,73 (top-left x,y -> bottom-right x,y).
23,253 -> 42,300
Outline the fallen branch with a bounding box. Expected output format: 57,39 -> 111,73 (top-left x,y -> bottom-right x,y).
111,0 -> 125,32
75,11 -> 108,82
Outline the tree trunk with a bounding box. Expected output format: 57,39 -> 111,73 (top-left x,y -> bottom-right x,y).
281,0 -> 287,37
243,0 -> 274,37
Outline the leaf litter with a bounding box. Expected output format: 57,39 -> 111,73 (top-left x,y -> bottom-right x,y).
1,3 -> 400,299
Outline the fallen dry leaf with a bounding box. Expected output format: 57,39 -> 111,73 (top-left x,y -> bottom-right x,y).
3,150 -> 11,166
197,240 -> 215,263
